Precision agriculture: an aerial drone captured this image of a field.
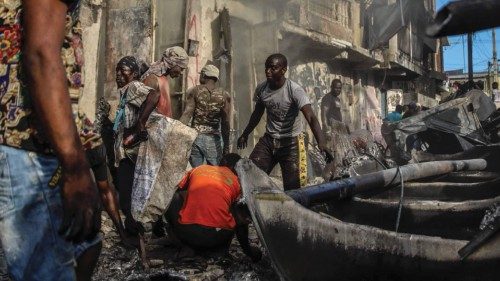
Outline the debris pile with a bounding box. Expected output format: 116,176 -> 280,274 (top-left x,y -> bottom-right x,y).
94,216 -> 278,281
480,203 -> 500,231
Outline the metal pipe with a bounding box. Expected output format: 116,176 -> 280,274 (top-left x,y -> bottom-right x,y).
287,159 -> 487,207
468,33 -> 474,84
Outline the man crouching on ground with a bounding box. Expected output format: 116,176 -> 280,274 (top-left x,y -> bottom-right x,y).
163,153 -> 262,262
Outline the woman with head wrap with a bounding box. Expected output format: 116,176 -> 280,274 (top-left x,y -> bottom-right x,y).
141,46 -> 189,117
113,56 -> 157,235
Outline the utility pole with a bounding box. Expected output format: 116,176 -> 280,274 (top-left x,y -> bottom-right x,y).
493,28 -> 498,86
468,33 -> 473,84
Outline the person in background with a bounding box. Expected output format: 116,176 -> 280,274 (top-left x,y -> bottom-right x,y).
321,79 -> 343,130
141,47 -> 189,117
416,103 -> 422,112
180,64 -> 231,167
492,82 -> 500,103
237,53 -> 333,191
451,81 -> 461,94
113,56 -> 156,235
0,0 -> 101,280
75,113 -> 138,280
164,153 -> 261,262
402,102 -> 420,119
386,104 -> 404,122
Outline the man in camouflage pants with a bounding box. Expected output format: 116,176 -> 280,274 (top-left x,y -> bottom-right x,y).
180,65 -> 231,167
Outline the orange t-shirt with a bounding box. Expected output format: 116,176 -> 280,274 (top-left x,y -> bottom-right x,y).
178,165 -> 241,230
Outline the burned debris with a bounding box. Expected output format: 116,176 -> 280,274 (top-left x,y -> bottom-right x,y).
2,0 -> 500,281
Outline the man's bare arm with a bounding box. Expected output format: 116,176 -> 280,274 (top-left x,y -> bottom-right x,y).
221,93 -> 231,154
143,74 -> 159,90
231,204 -> 262,262
96,180 -> 139,247
136,75 -> 161,131
301,104 -> 333,163
179,88 -> 196,125
320,98 -> 329,130
237,102 -> 265,149
22,0 -> 101,242
137,89 -> 160,131
96,181 -> 125,237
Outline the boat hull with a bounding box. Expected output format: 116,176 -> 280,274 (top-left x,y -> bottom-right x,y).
236,159 -> 500,281
367,171 -> 500,201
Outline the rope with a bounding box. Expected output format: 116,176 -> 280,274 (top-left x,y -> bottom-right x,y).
395,166 -> 405,233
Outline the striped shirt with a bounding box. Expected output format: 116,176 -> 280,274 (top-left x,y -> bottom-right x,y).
114,81 -> 152,165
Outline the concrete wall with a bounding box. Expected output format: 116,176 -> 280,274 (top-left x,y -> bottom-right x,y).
79,0 -> 107,121
184,0 -> 213,90
73,0 -> 395,145
183,0 -> 385,141
104,0 -> 153,112
184,0 -> 275,89
287,60 -> 382,137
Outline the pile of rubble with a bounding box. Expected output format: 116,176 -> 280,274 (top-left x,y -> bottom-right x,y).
94,216 -> 278,281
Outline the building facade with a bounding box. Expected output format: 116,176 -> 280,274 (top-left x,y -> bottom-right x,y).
77,0 -> 445,150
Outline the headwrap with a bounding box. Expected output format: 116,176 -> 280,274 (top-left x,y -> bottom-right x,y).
117,56 -> 140,80
141,46 -> 188,80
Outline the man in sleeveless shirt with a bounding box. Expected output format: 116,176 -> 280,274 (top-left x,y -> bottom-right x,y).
180,65 -> 231,167
141,47 -> 189,118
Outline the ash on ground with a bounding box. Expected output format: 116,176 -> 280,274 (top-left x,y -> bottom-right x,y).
93,215 -> 278,281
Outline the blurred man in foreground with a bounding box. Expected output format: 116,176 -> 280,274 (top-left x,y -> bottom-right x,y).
0,0 -> 100,279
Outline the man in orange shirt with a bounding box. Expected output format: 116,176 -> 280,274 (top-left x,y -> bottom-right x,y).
164,153 -> 261,261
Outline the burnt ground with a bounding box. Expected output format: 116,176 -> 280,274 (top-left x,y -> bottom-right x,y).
93,215 -> 279,281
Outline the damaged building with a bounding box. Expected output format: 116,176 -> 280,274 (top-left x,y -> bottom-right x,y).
77,0 -> 446,152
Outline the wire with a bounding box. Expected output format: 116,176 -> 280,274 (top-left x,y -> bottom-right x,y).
395,166 -> 405,233
473,33 -> 491,62
360,152 -> 388,169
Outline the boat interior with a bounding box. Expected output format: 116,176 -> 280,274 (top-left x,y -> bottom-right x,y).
310,170 -> 500,241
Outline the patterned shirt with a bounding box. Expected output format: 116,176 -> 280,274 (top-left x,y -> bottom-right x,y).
188,85 -> 229,134
0,0 -> 98,154
114,80 -> 152,165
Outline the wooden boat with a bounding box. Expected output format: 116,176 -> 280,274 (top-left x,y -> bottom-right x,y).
354,170 -> 500,201
319,196 -> 500,240
237,159 -> 500,281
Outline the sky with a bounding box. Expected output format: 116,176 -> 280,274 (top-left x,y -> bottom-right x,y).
437,0 -> 500,73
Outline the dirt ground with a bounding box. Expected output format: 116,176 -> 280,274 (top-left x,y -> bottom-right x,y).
93,216 -> 279,281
